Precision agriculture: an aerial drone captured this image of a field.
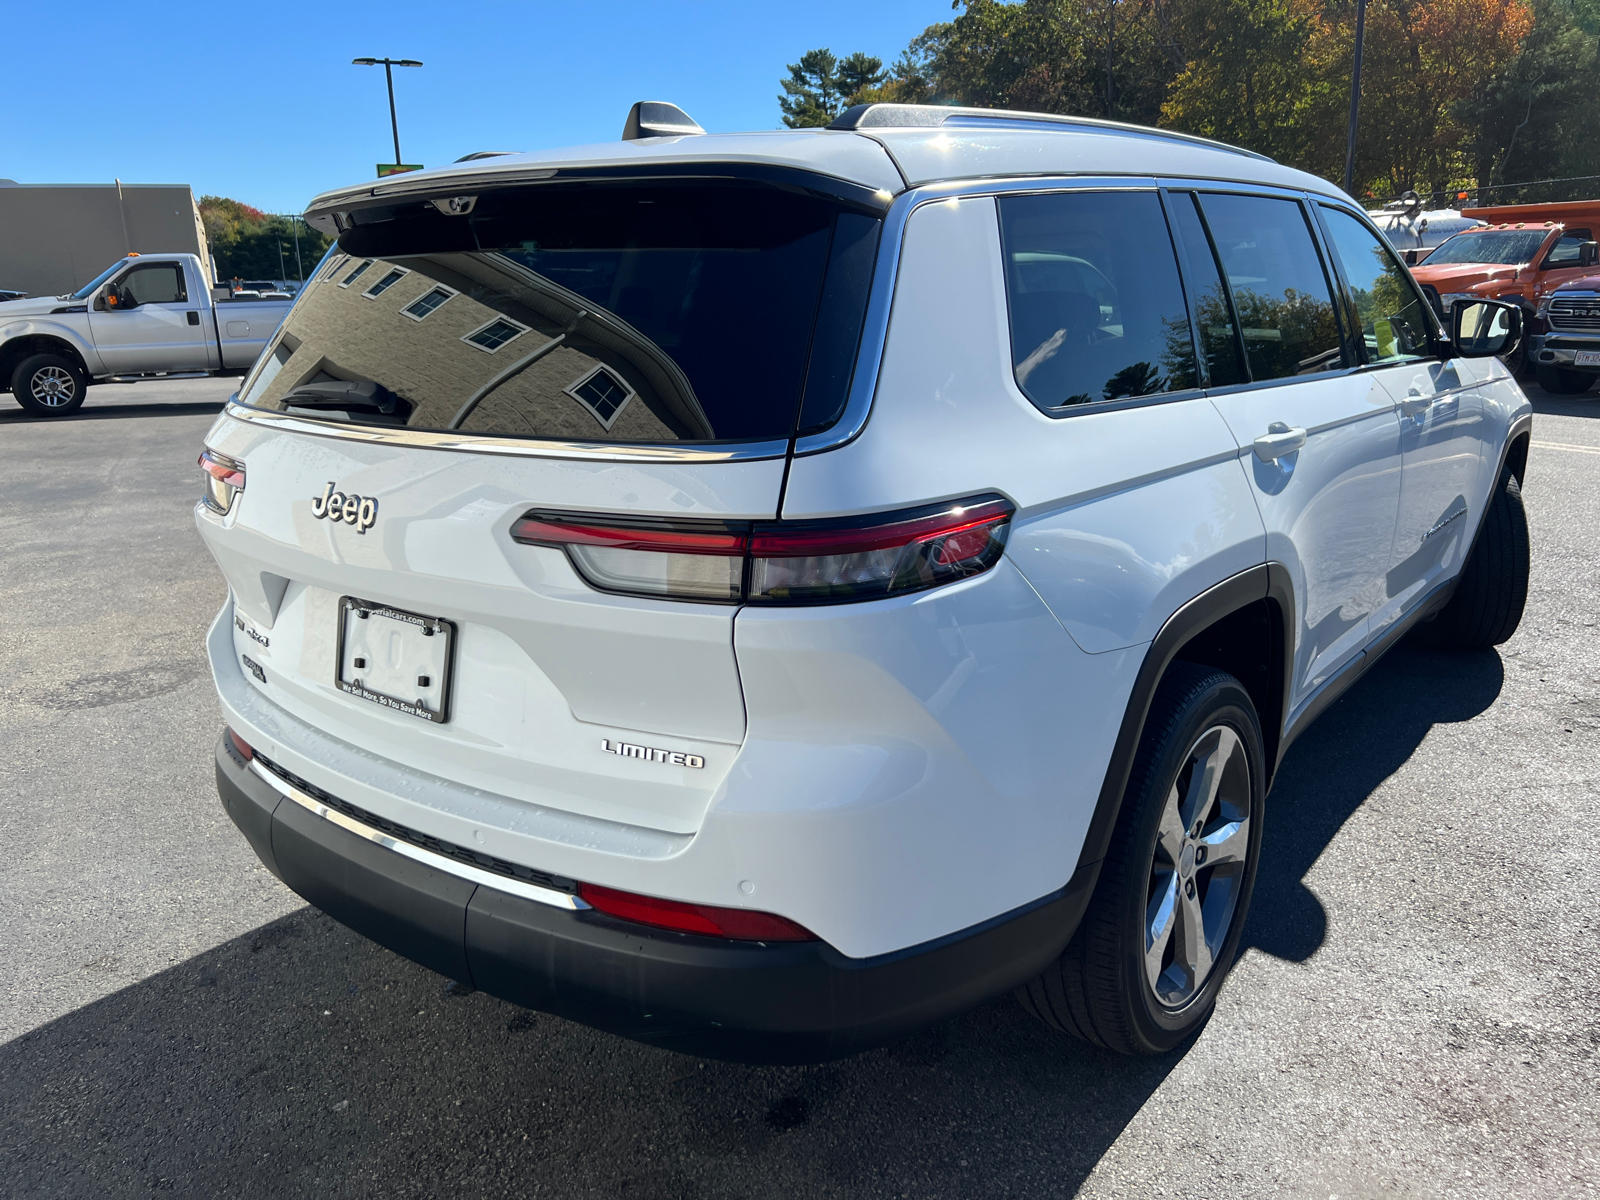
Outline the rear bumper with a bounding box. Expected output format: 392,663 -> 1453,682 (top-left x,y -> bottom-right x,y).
216,731 -> 1092,1062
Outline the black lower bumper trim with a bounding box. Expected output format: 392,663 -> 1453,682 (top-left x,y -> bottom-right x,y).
214,731 -> 1093,1062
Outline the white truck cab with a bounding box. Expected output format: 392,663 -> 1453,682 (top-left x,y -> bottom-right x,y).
0,253 -> 289,416
197,102 -> 1533,1062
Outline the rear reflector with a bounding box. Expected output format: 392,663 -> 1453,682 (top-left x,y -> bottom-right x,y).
226,728 -> 254,761
511,494 -> 1013,605
577,883 -> 818,941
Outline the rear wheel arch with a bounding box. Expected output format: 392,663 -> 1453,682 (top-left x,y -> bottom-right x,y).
1075,565 -> 1294,883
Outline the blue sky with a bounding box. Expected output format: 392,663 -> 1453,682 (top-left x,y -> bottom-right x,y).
4,1 -> 948,214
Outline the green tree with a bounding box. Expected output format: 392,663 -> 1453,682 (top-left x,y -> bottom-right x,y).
199,195 -> 332,283
779,49 -> 889,127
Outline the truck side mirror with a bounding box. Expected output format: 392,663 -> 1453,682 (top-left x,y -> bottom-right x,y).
1449,299 -> 1522,360
1581,241 -> 1599,268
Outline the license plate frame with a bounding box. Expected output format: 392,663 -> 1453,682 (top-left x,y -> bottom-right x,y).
335,596 -> 456,724
1574,350 -> 1600,367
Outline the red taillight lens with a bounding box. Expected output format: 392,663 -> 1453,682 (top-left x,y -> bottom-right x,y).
510,514 -> 745,601
577,882 -> 817,942
510,495 -> 1013,606
226,727 -> 254,761
748,498 -> 1012,603
199,448 -> 245,515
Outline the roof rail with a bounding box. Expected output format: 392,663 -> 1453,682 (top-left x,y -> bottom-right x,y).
827,103 -> 1274,163
621,101 -> 705,141
454,151 -> 516,163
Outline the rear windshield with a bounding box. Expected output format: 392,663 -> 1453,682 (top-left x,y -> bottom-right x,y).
239,183 -> 880,444
1422,229 -> 1551,266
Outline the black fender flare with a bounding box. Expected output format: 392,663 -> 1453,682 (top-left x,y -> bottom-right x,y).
1071,563 -> 1295,883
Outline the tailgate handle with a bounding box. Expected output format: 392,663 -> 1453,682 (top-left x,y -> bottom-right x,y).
186,310 -> 200,326
1253,423 -> 1307,462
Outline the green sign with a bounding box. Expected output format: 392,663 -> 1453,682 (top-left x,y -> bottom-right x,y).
376,163 -> 423,178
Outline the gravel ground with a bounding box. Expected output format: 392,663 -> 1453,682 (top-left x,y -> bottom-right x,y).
0,374 -> 1596,1199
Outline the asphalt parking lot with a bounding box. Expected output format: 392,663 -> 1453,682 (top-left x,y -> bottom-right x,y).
1,373 -> 1597,1199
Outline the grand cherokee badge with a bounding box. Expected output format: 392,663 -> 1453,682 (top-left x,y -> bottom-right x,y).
311,483 -> 378,533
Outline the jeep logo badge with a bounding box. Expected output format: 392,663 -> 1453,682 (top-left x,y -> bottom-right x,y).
311,482 -> 378,534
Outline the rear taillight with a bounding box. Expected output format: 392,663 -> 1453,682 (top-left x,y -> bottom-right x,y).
577,882 -> 818,941
199,448 -> 245,515
510,494 -> 1013,605
226,727 -> 254,761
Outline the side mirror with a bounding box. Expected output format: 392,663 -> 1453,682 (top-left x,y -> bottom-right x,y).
1450,299 -> 1522,360
102,286 -> 135,311
1580,241 -> 1599,268
1402,248 -> 1424,267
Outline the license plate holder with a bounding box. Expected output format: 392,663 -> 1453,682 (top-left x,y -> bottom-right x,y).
336,597 -> 456,723
1574,350 -> 1600,367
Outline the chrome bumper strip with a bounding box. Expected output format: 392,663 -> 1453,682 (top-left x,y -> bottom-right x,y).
249,758 -> 589,911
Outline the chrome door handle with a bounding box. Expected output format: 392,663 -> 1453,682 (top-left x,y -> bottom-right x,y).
1400,391 -> 1430,417
1253,424 -> 1307,462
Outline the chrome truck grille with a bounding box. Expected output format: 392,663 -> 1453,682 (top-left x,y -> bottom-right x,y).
1548,295 -> 1600,333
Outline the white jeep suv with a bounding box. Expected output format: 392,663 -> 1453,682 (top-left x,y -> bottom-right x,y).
197,102 -> 1532,1061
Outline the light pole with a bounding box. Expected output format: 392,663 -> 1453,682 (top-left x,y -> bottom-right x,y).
1342,0 -> 1367,196
352,56 -> 423,168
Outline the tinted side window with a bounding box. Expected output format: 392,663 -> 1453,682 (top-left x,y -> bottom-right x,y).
121,264 -> 186,305
1320,207 -> 1432,363
1198,194 -> 1344,381
1546,228 -> 1594,266
999,191 -> 1198,410
1166,193 -> 1247,387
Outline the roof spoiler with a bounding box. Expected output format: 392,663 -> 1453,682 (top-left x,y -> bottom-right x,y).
621,101 -> 704,141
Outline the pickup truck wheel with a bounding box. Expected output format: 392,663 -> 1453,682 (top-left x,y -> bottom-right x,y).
1534,363 -> 1595,395
11,353 -> 88,417
1417,468 -> 1530,650
1016,663 -> 1265,1055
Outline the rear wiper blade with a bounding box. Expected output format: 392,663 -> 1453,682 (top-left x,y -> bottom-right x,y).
281,381 -> 413,425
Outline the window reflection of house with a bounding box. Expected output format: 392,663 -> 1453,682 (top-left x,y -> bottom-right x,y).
246,252 -> 714,442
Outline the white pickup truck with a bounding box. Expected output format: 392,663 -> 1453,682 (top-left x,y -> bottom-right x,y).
0,253 -> 290,416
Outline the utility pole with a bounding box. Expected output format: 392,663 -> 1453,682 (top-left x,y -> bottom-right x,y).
291,217 -> 303,281
352,57 -> 423,168
1106,0 -> 1116,117
1342,0 -> 1367,196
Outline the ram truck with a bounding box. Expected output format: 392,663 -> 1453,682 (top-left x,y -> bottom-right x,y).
0,253 -> 289,416
1532,271 -> 1600,393
1412,200 -> 1600,373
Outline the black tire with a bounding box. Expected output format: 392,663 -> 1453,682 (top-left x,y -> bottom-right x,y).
1500,327 -> 1531,379
1534,363 -> 1596,396
1017,663 -> 1265,1055
11,353 -> 88,417
1417,468 -> 1530,650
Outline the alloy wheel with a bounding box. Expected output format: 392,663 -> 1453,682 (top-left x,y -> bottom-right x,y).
1144,723 -> 1253,1009
30,366 -> 77,407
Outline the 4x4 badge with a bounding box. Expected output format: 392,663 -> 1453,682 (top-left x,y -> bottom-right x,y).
311,483 -> 378,534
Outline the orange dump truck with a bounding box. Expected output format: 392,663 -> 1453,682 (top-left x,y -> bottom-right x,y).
1412,199 -> 1600,373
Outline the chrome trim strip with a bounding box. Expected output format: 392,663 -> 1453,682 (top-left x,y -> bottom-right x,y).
222,403 -> 789,463
249,758 -> 590,911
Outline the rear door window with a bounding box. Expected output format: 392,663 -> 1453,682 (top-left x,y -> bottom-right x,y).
1319,206 -> 1433,363
1196,194 -> 1346,381
1165,193 -> 1247,387
998,190 -> 1200,411
239,184 -> 879,444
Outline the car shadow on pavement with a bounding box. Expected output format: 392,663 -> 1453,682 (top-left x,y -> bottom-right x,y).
0,640 -> 1500,1199
1243,638 -> 1503,964
0,400 -> 227,423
